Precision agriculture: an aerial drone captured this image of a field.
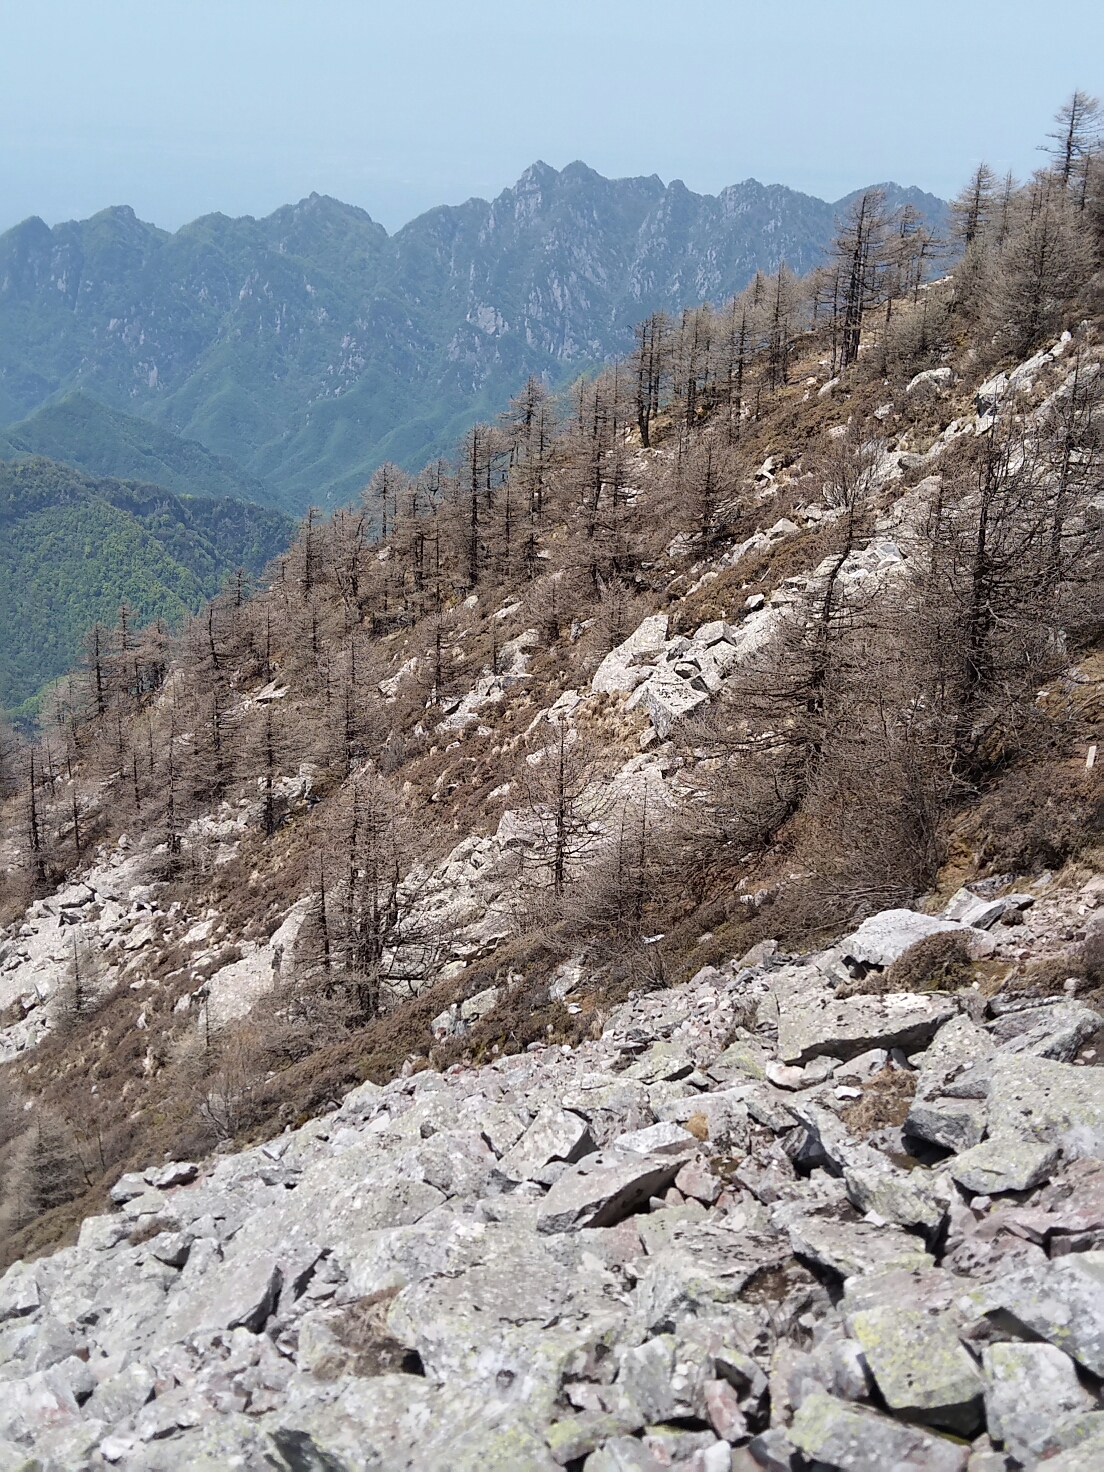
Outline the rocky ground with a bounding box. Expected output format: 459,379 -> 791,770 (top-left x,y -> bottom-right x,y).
3,877 -> 1104,1471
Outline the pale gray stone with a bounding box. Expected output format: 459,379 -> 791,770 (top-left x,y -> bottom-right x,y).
86,1358 -> 157,1425
789,1390 -> 969,1471
613,1122 -> 698,1157
145,1161 -> 199,1189
850,1305 -> 983,1434
583,1438 -> 664,1472
987,1055 -> 1104,1158
536,1150 -> 682,1234
498,1107 -> 596,1182
982,1341 -> 1093,1461
950,1138 -> 1061,1195
0,1264 -> 39,1324
148,1231 -> 194,1268
905,1098 -> 987,1153
0,1367 -> 81,1446
1034,1423 -> 1104,1471
972,1251 -> 1104,1375
787,1215 -> 933,1279
615,1334 -> 680,1423
778,984 -> 958,1065
990,1003 -> 1101,1063
76,1214 -> 131,1252
109,1172 -> 149,1205
840,908 -> 993,968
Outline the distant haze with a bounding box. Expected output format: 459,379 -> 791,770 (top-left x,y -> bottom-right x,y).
1,0 -> 1101,236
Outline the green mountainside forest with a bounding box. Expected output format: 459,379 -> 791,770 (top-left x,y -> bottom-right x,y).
0,164 -> 946,513
0,457 -> 294,716
0,392 -> 277,508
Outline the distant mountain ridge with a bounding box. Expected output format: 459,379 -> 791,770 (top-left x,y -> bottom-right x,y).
0,164 -> 947,512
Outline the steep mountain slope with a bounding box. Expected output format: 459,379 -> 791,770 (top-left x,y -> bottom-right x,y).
0,392 -> 277,508
0,167 -> 946,511
0,458 -> 294,714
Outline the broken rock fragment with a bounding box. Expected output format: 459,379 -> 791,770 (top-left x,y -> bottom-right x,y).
982,1341 -> 1094,1462
788,1389 -> 969,1471
497,1106 -> 596,1183
536,1149 -> 683,1234
848,1304 -> 983,1434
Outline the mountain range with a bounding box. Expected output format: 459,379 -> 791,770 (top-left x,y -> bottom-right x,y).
0,164 -> 946,513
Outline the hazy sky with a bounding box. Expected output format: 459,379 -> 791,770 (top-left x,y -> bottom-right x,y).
2,0 -> 1102,237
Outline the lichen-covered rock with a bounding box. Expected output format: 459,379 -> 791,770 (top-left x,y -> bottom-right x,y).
789,1390 -> 969,1471
777,983 -> 958,1065
971,1251 -> 1104,1375
950,1137 -> 1061,1195
536,1150 -> 684,1233
786,1215 -> 934,1279
982,1341 -> 1094,1462
986,1056 -> 1104,1158
848,1305 -> 983,1434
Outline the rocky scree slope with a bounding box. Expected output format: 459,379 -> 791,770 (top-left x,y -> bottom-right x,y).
0,167 -> 944,511
3,887 -> 1104,1470
1,330 -> 1104,1469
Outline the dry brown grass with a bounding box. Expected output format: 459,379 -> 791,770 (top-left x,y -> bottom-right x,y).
839,1065 -> 917,1134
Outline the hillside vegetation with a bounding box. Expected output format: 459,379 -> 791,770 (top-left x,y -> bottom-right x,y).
0,457 -> 294,715
0,392 -> 277,508
0,100 -> 1101,1279
0,165 -> 944,512
1,101 -> 1103,1472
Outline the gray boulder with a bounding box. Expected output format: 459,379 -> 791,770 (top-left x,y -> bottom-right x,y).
839,909 -> 994,968
497,1107 -> 596,1183
972,1251 -> 1104,1375
0,1264 -> 39,1324
982,1341 -> 1094,1462
789,1389 -> 969,1471
777,984 -> 958,1065
537,1149 -> 683,1233
987,1055 -> 1104,1158
849,1304 -> 983,1434
950,1137 -> 1060,1195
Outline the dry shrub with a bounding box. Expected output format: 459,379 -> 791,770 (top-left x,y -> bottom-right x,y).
304,1290 -> 423,1380
839,1065 -> 916,1134
837,933 -> 974,999
884,932 -> 976,993
972,762 -> 1104,876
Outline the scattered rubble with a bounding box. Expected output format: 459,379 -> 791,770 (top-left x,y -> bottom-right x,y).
3,888 -> 1103,1470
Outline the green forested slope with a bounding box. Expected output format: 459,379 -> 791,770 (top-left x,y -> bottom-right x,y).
0,392 -> 278,508
0,457 -> 294,715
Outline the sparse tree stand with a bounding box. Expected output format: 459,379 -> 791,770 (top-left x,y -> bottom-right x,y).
1047,91 -> 1101,197
633,312 -> 671,448
520,721 -> 607,902
831,189 -> 891,372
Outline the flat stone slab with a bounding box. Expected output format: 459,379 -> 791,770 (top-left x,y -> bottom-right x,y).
950,1137 -> 1060,1195
497,1107 -> 595,1182
987,1055 -> 1104,1158
839,908 -> 993,967
778,987 -> 957,1065
536,1149 -> 683,1234
789,1390 -> 969,1472
787,1215 -> 934,1279
849,1305 -> 983,1434
905,1097 -> 987,1153
983,1341 -> 1093,1462
972,1251 -> 1104,1375
990,1003 -> 1102,1063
